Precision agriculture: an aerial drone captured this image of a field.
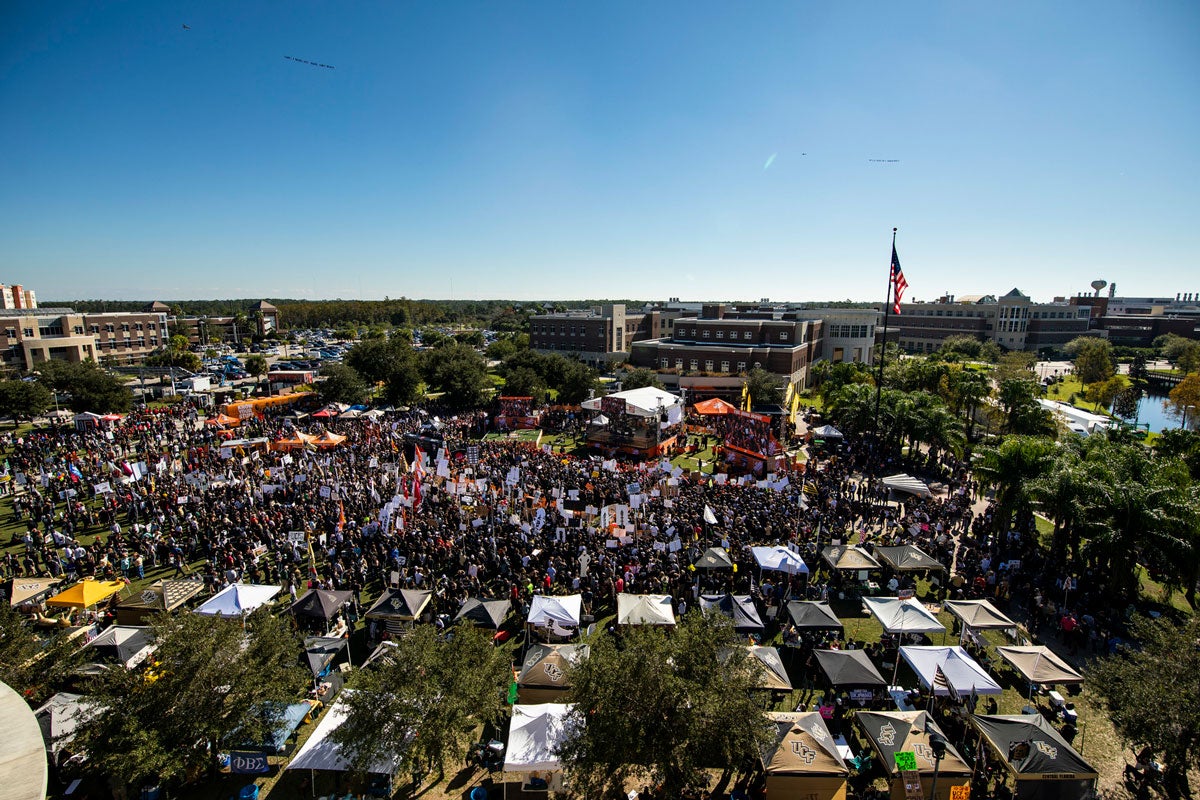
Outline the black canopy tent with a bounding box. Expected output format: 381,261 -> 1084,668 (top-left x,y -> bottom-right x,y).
699,594 -> 764,633
454,597 -> 512,629
813,648 -> 887,689
971,714 -> 1097,800
290,589 -> 354,626
785,600 -> 844,631
693,547 -> 734,570
873,545 -> 944,573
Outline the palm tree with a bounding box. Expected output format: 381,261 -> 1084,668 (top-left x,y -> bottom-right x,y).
974,435 -> 1057,544
1032,448 -> 1096,566
1083,442 -> 1195,600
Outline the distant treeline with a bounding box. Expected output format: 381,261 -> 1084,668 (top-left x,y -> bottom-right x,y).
44,298 -> 646,332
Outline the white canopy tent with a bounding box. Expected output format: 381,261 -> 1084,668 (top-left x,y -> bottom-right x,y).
616,594 -> 676,627
287,692 -> 402,775
881,473 -> 932,498
504,704 -> 575,794
582,386 -> 685,424
193,583 -> 280,617
899,645 -> 1003,696
863,597 -> 945,635
810,424 -> 843,439
0,681 -> 47,800
751,546 -> 809,575
527,594 -> 583,635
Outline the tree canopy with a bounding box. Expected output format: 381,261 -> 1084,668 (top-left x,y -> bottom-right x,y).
1089,614 -> 1200,799
332,625 -> 510,783
557,612 -> 772,799
72,609 -> 306,794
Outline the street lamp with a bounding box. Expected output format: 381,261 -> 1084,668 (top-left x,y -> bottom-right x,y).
1182,404 -> 1197,431
928,731 -> 948,800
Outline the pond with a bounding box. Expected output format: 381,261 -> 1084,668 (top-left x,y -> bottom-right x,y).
1131,392 -> 1189,434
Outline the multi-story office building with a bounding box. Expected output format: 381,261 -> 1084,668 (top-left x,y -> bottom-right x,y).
888,289 -> 1093,354
0,306 -> 169,371
629,303 -> 826,389
529,304 -> 660,368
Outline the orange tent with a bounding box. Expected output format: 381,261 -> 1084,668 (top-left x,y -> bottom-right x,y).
270,431 -> 319,451
205,413 -> 241,428
312,431 -> 347,448
693,397 -> 739,415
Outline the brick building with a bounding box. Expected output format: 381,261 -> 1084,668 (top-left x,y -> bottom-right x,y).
529,304 -> 660,368
889,289 -> 1092,354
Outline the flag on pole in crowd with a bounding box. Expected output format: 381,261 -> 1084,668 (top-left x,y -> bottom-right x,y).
68,463 -> 82,483
703,505 -> 718,525
411,445 -> 425,477
891,245 -> 908,314
740,381 -> 750,412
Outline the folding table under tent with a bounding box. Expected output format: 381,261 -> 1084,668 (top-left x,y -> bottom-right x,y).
115,578 -> 204,624
693,547 -> 734,570
761,711 -> 849,800
287,691 -> 401,778
81,625 -> 157,670
503,703 -> 575,795
699,594 -> 764,633
873,545 -> 944,573
616,594 -> 676,627
813,649 -> 887,690
855,710 -> 971,800
880,473 -> 933,499
517,644 -> 589,704
193,583 -> 281,617
898,645 -> 1003,697
971,714 -> 1098,800
994,645 -> 1084,687
785,601 -> 844,631
821,545 -> 882,572
454,597 -> 512,629
526,594 -> 583,640
751,546 -> 809,575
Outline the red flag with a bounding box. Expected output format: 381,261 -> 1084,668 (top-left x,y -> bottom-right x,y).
891,245 -> 908,314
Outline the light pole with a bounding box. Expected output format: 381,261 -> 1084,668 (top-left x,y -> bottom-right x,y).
928,731 -> 948,800
1182,404 -> 1197,431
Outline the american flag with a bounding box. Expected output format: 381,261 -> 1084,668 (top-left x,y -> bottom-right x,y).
933,664 -> 959,701
891,245 -> 908,314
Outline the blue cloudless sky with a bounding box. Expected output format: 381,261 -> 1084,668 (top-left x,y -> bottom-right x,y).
1,1 -> 1197,303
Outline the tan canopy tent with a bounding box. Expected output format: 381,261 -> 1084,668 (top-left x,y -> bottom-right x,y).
46,579 -> 125,610
855,710 -> 971,800
9,577 -> 62,607
312,431 -> 347,448
761,712 -> 849,800
822,545 -> 882,571
995,645 -> 1084,686
945,599 -> 1017,630
616,594 -> 676,627
517,644 -> 589,703
721,646 -> 793,692
115,579 -> 204,624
